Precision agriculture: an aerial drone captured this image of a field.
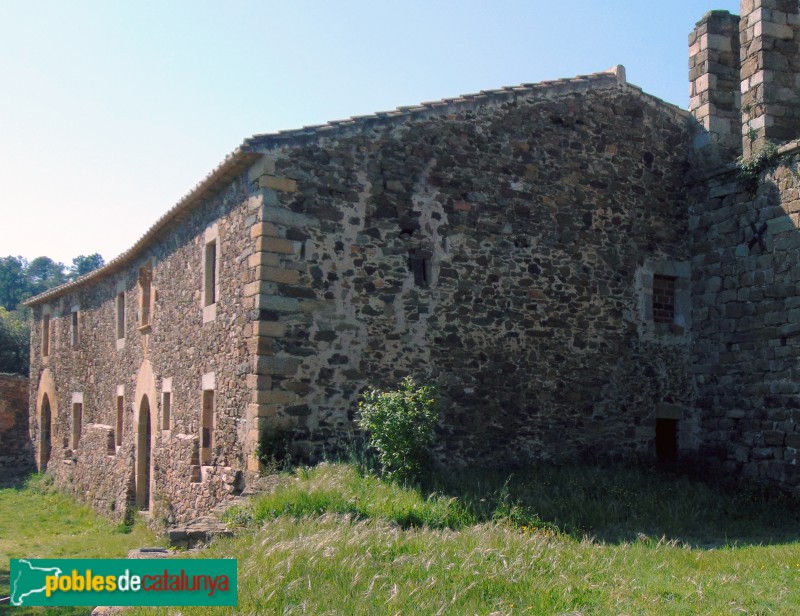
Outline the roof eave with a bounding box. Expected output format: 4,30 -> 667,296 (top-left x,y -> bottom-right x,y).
23,146 -> 262,308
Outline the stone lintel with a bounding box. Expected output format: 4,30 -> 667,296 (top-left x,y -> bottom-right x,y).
656,403 -> 685,420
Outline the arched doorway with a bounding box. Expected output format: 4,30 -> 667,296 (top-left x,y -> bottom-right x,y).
39,394 -> 51,471
135,395 -> 152,510
35,368 -> 57,472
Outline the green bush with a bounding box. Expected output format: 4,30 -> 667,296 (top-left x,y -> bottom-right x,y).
735,139 -> 779,196
356,376 -> 440,483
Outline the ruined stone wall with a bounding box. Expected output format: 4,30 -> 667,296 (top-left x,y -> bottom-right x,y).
246,79 -> 697,467
28,173 -> 256,523
0,373 -> 33,477
691,143 -> 800,489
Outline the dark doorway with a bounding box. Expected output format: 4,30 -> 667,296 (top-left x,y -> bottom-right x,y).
136,396 -> 152,510
40,394 -> 51,471
656,418 -> 678,462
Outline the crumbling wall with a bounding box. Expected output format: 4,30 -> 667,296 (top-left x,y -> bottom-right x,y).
0,373 -> 34,478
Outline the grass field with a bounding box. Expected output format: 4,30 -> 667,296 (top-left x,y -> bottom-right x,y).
4,463 -> 800,614
135,461 -> 800,615
0,474 -> 162,616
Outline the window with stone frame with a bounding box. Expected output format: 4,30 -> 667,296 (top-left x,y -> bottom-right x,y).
116,393 -> 124,447
116,292 -> 126,340
202,224 -> 220,323
72,401 -> 82,450
204,240 -> 217,307
200,389 -> 214,465
408,248 -> 432,287
634,261 -> 691,343
137,264 -> 153,331
161,377 -> 172,431
652,275 -> 677,324
41,314 -> 50,357
162,391 -> 171,430
70,307 -> 80,347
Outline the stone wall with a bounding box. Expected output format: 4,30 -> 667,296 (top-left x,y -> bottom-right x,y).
0,373 -> 33,478
24,0 -> 800,521
58,424 -> 134,520
244,75 -> 698,467
28,169 -> 257,524
740,0 -> 800,156
690,142 -> 800,488
689,10 -> 742,164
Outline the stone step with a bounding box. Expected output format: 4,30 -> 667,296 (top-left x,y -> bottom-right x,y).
168,516 -> 232,549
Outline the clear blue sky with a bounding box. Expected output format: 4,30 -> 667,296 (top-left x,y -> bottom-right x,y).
0,0 -> 739,265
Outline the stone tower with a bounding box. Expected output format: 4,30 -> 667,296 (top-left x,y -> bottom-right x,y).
740,0 -> 800,156
691,1 -> 800,160
690,10 -> 742,162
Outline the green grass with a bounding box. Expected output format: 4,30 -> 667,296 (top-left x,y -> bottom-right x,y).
135,462 -> 800,614
232,462 -> 800,546
6,464 -> 800,614
242,463 -> 472,530
0,473 -> 163,616
428,463 -> 800,546
139,514 -> 800,615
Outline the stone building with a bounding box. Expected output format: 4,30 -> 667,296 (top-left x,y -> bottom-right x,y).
23,0 -> 800,522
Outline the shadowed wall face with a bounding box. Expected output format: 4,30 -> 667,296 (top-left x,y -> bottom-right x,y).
0,374 -> 34,479
690,150 -> 800,488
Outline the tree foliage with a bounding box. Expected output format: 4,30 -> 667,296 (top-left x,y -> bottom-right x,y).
0,253 -> 104,375
69,253 -> 105,280
0,307 -> 29,375
25,256 -> 67,299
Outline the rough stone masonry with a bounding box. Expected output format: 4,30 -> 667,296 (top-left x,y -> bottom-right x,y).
21,0 -> 800,523
0,373 -> 34,480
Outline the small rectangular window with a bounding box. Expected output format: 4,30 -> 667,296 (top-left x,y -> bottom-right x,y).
200,389 -> 214,465
190,442 -> 202,483
204,240 -> 217,307
42,314 -> 50,357
72,402 -> 82,450
71,309 -> 79,347
116,395 -> 124,447
408,251 -> 431,287
652,275 -> 676,324
138,265 -> 152,328
162,392 -> 171,431
116,292 -> 126,340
